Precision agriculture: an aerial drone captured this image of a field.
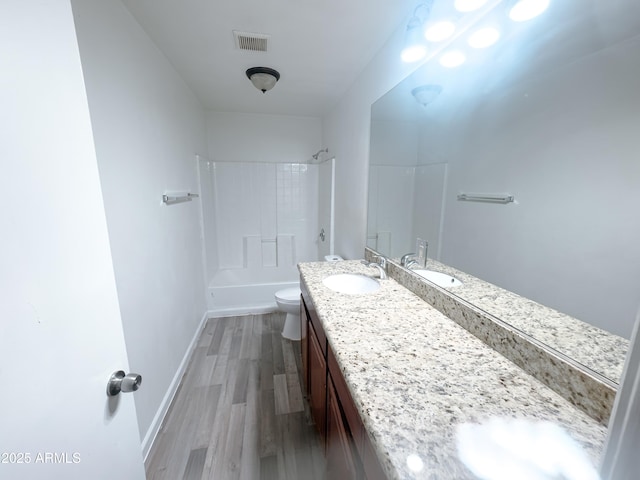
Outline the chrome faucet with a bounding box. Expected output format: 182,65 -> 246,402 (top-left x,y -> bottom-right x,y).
401,253 -> 418,269
402,240 -> 428,269
361,255 -> 388,279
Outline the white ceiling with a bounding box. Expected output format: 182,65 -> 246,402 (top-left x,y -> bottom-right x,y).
121,0 -> 415,117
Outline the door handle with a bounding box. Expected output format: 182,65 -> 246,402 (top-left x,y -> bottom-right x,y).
107,370 -> 142,396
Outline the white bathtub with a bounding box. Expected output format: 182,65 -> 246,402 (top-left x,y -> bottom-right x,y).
207,267 -> 299,315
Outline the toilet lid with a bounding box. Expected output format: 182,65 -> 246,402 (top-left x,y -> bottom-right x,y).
276,287 -> 301,302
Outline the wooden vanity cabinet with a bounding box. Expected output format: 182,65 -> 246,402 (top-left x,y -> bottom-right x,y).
327,376 -> 358,479
301,280 -> 387,480
308,318 -> 327,442
300,299 -> 309,395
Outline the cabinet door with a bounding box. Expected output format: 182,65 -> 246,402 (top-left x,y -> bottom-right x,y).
326,378 -> 358,480
301,298 -> 309,396
362,434 -> 388,480
308,324 -> 327,441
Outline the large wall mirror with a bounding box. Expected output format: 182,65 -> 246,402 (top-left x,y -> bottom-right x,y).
368,0 -> 640,384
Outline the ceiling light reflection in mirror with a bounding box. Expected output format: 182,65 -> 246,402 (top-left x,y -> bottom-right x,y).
439,50 -> 466,67
401,1 -> 434,63
425,21 -> 456,42
454,0 -> 489,13
509,0 -> 550,22
401,15 -> 429,63
400,0 -> 550,62
467,27 -> 501,48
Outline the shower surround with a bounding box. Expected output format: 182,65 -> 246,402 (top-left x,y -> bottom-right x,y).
199,159 -> 321,312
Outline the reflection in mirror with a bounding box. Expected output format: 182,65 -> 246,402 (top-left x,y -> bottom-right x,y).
368,0 -> 640,383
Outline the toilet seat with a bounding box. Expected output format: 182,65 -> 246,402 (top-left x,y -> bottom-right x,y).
275,287 -> 301,305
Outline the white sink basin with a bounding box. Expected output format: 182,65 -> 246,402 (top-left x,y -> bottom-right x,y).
413,269 -> 463,288
322,273 -> 380,294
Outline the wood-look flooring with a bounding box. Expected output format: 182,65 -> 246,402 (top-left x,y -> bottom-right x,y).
145,313 -> 325,480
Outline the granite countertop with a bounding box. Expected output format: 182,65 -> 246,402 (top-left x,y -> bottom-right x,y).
411,258 -> 628,383
298,260 -> 608,480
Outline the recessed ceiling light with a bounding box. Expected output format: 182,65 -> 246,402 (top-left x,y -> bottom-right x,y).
468,27 -> 501,48
425,21 -> 456,42
509,0 -> 550,22
454,0 -> 489,13
439,51 -> 466,68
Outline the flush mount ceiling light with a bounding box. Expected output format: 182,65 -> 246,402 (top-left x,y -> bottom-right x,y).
425,21 -> 456,42
468,27 -> 501,48
245,67 -> 280,93
509,0 -> 550,22
454,0 -> 489,13
411,85 -> 443,107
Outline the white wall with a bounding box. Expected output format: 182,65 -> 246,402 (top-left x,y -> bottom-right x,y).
367,119 -> 417,256
436,37 -> 640,338
367,163 -> 447,261
207,111 -> 321,164
412,163 -> 447,260
367,166 -> 415,257
317,158 -> 335,259
71,0 -> 208,447
369,119 -> 419,167
322,22 -> 423,259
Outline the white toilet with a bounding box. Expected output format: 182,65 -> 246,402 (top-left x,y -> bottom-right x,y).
275,287 -> 302,340
275,254 -> 343,340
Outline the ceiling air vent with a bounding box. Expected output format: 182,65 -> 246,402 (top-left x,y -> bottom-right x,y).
233,31 -> 269,52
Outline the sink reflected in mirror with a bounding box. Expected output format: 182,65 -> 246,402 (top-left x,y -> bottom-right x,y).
413,270 -> 462,288
323,274 -> 380,294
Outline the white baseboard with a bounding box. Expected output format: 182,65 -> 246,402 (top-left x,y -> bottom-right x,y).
207,303 -> 279,318
141,310 -> 209,461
